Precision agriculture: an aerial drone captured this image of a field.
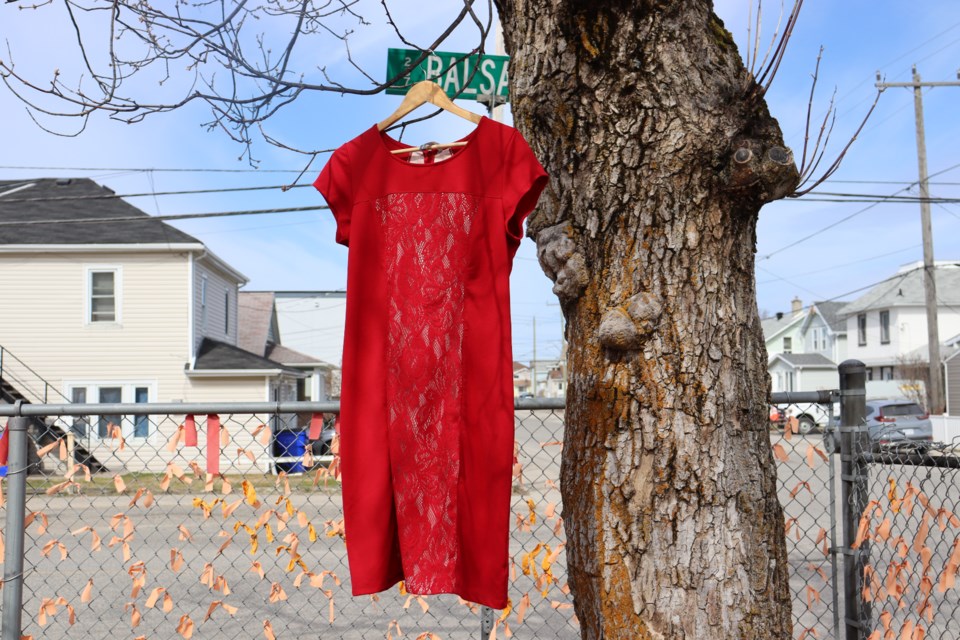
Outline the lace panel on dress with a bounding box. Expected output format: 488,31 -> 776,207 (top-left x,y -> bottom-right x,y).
377,192 -> 479,594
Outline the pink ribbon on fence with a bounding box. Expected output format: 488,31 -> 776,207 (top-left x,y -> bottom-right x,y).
0,422 -> 8,466
206,414 -> 221,475
180,414 -> 220,474
308,413 -> 323,441
183,415 -> 198,447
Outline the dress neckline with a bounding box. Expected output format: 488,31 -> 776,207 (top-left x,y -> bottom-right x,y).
375,117 -> 488,169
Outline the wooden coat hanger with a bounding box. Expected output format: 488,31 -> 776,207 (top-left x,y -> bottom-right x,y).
378,80 -> 484,155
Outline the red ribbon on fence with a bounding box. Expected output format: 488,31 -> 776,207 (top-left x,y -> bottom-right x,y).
206,414 -> 221,475
183,415 -> 198,447
180,414 -> 220,474
0,422 -> 8,466
308,413 -> 323,441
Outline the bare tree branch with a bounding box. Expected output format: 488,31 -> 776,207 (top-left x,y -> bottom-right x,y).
0,0 -> 493,160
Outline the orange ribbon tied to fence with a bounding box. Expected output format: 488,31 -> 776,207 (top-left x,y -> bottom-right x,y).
181,414 -> 222,475
308,414 -> 323,441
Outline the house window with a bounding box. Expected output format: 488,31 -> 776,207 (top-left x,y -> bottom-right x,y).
67,383 -> 154,439
89,269 -> 118,323
880,310 -> 890,344
71,387 -> 88,436
97,387 -> 122,437
225,290 -> 230,334
866,367 -> 874,381
783,337 -> 792,354
858,314 -> 867,346
880,366 -> 894,381
811,327 -> 825,351
200,276 -> 208,330
785,371 -> 795,392
133,387 -> 150,438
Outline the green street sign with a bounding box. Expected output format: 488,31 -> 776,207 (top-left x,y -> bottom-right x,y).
385,48 -> 510,104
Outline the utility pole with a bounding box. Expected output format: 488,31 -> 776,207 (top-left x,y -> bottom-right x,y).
876,66 -> 960,414
532,316 -> 538,397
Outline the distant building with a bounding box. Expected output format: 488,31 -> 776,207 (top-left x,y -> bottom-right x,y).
840,261 -> 960,402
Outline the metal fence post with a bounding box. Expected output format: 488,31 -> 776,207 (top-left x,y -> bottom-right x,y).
1,414 -> 30,640
839,360 -> 869,640
480,605 -> 494,638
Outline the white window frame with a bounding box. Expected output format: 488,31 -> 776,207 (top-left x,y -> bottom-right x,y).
812,327 -> 826,351
879,310 -> 891,344
200,275 -> 208,331
85,266 -> 122,326
782,336 -> 792,354
857,314 -> 867,346
63,381 -> 158,441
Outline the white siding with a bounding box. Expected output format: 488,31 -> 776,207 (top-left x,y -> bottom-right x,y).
193,259 -> 240,355
797,368 -> 838,392
947,354 -> 960,417
0,251 -> 191,403
846,306 -> 960,367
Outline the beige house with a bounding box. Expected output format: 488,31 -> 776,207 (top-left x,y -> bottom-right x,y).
0,178 -> 306,472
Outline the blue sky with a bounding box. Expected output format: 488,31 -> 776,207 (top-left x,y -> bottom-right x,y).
2,1 -> 959,364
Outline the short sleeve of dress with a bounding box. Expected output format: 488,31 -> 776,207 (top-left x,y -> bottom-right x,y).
314,147 -> 353,246
502,131 -> 548,259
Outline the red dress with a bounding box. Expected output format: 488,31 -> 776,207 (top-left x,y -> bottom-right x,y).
314,116 -> 547,609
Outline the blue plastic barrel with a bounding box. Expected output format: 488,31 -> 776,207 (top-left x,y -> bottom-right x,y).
273,430 -> 307,474
0,466 -> 6,478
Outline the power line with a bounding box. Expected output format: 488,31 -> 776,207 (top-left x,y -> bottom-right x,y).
0,205 -> 329,227
755,244 -> 922,284
761,160 -> 960,260
0,183 -> 312,204
0,165 -> 326,173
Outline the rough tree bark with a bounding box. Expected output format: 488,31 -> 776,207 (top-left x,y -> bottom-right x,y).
496,2 -> 799,638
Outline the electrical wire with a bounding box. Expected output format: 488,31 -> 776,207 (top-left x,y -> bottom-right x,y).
760,160 -> 960,260
0,183 -> 312,204
0,165 -> 324,173
0,205 -> 328,227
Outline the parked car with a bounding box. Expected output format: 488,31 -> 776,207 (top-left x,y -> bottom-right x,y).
773,402 -> 834,435
310,415 -> 338,459
823,399 -> 933,454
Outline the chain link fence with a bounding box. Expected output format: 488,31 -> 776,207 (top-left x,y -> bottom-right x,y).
851,434 -> 960,639
0,402 -> 576,639
7,384 -> 958,639
770,392 -> 842,639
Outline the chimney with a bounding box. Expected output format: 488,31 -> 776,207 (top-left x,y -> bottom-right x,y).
791,297 -> 802,316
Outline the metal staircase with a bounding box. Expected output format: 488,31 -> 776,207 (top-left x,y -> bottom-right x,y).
1,346 -> 107,473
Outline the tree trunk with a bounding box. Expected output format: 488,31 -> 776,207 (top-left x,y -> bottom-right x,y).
496,2 -> 799,638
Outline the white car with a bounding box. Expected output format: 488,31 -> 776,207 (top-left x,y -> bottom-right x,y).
775,402 -> 836,435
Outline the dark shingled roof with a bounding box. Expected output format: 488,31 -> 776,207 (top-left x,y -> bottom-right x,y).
811,300 -> 848,333
193,338 -> 302,374
774,353 -> 836,367
841,265 -> 960,316
0,178 -> 200,245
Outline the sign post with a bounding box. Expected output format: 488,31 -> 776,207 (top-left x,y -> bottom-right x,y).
385,48 -> 509,107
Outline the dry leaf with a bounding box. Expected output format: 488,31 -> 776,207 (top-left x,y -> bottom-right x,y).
171,548 -> 185,572
268,582 -> 287,603
913,515 -> 930,553
516,593 -> 531,624
771,443 -> 789,462
176,614 -> 195,639
263,620 -> 276,640
81,579 -> 94,603
37,440 -> 60,458
145,587 -> 163,609
113,475 -> 127,494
